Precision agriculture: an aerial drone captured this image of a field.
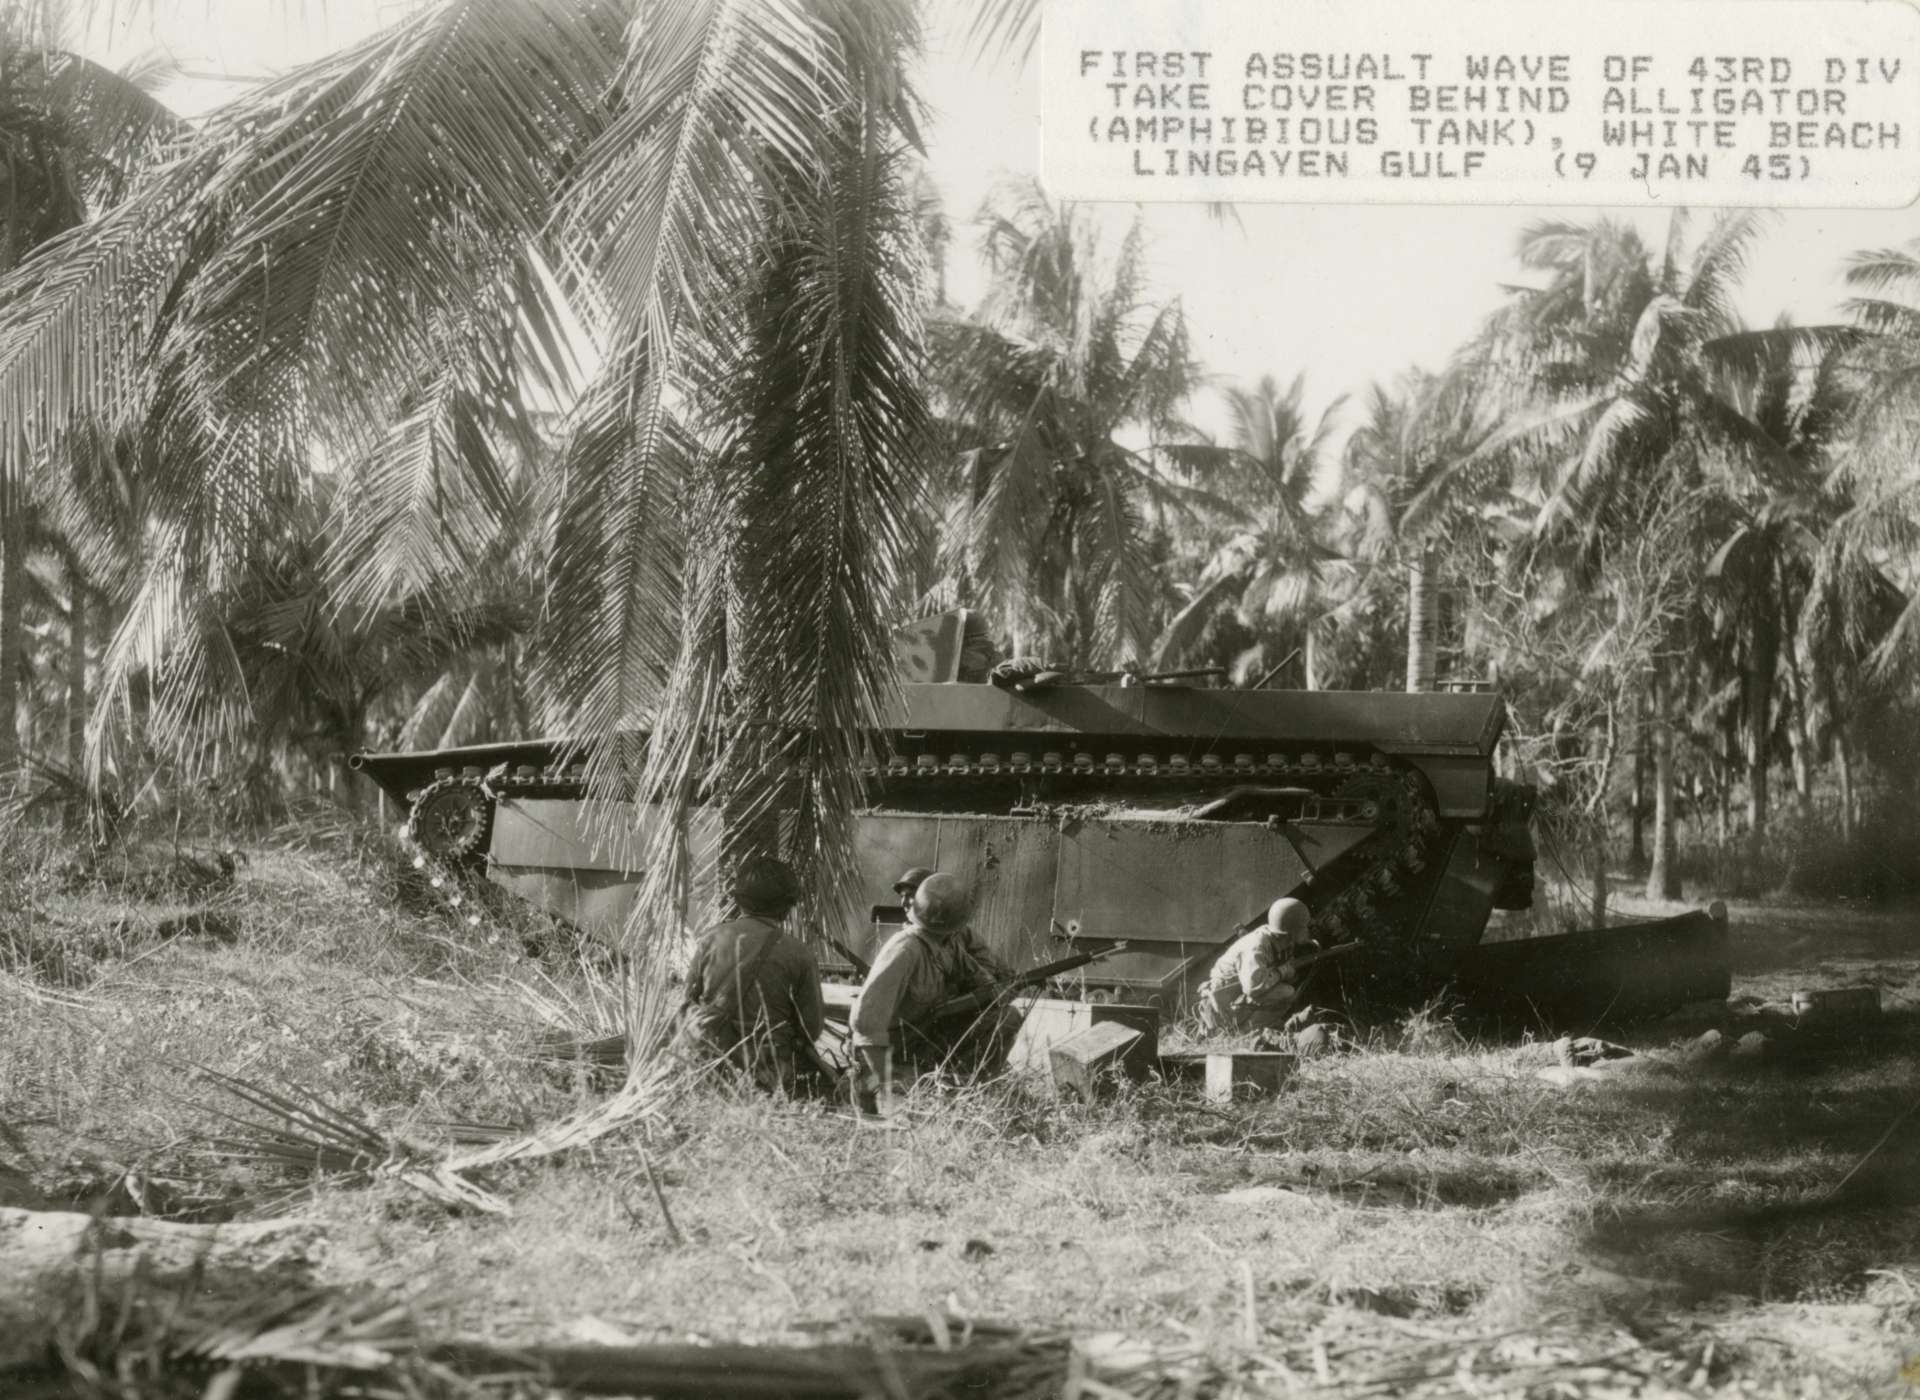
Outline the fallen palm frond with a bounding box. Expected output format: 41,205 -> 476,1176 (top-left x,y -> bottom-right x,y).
192,1003 -> 683,1214
40,1269 -> 1069,1400
44,1269 -> 446,1398
425,1117 -> 539,1146
192,1066 -> 508,1215
443,924 -> 689,1164
528,1027 -> 631,1070
506,963 -> 626,1037
441,1054 -> 684,1177
490,955 -> 631,1071
172,1285 -> 432,1375
467,915 -> 681,1075
182,918 -> 694,1217
27,1263 -> 1733,1400
196,1067 -> 414,1177
444,971 -> 697,1211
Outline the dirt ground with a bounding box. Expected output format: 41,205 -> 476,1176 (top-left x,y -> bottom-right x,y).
2,831 -> 1916,1397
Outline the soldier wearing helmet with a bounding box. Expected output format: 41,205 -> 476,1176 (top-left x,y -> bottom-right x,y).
1196,896 -> 1314,1036
673,856 -> 830,1095
892,867 -> 935,902
861,866 -> 938,961
850,871 -> 1020,1108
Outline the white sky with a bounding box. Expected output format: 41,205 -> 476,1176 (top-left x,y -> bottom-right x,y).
83,1 -> 1920,441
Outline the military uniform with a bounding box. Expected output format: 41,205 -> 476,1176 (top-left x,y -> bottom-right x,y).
1196,926 -> 1304,1035
851,921 -> 1020,1079
675,913 -> 827,1093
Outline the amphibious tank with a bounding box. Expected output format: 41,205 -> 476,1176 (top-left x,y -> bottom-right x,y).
350,611 -> 1725,1019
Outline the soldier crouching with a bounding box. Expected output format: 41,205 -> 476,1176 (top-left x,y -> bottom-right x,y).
849,872 -> 1024,1108
1196,897 -> 1312,1036
672,856 -> 836,1097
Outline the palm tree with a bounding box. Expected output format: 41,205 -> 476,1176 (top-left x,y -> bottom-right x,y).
0,1 -> 176,767
1475,211 -> 1851,897
222,495 -> 533,805
1834,240 -> 1920,676
1340,368 -> 1499,693
0,0 -> 931,940
1697,321 -> 1857,843
1153,373 -> 1343,687
931,178 -> 1205,668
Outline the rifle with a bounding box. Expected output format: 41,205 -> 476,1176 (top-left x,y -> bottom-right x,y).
1229,942 -> 1364,1009
1288,941 -> 1364,975
830,939 -> 871,978
926,941 -> 1130,1020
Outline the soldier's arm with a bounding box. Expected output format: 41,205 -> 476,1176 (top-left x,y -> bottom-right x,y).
850,937 -> 921,1049
1240,939 -> 1278,999
789,942 -> 825,1042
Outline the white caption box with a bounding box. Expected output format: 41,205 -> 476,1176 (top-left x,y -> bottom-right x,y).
1040,0 -> 1920,206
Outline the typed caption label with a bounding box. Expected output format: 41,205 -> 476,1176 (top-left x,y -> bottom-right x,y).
1039,0 -> 1920,207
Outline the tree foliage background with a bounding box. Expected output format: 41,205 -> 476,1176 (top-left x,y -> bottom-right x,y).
1,0 -> 1917,925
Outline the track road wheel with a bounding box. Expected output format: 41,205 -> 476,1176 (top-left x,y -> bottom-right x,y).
408,778 -> 493,862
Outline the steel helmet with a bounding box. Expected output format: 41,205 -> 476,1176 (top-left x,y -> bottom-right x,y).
892,866 -> 935,898
1266,897 -> 1310,938
909,872 -> 971,932
732,856 -> 800,916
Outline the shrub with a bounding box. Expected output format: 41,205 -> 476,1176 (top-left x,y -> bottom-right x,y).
1673,796 -> 1920,902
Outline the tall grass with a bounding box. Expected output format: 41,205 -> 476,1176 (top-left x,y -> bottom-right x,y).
5,795 -> 1919,1399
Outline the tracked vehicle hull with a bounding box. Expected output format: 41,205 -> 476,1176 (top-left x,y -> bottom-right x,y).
351,679 -> 1725,1022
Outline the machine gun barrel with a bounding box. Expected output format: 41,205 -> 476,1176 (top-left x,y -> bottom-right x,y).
1051,667 -> 1228,687
995,664 -> 1228,692
928,941 -> 1130,1020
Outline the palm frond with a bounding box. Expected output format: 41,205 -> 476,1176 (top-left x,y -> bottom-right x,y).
1152,569 -> 1244,667
0,164 -> 210,479
678,88 -> 930,939
1698,323 -> 1864,384
536,348 -> 692,754
956,0 -> 1038,65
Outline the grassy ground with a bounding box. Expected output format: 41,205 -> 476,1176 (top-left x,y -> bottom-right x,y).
2,816 -> 1917,1397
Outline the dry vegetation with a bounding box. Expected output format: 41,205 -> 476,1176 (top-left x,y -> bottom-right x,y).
2,816 -> 1917,1398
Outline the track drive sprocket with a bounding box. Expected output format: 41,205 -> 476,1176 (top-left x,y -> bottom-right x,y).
406,775 -> 494,862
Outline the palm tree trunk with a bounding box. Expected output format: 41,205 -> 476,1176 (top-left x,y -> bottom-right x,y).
1783,642 -> 1813,820
1405,547 -> 1438,692
1745,606 -> 1778,845
1788,719 -> 1812,818
1587,706 -> 1616,927
1302,624 -> 1318,692
1645,671 -> 1682,901
334,705 -> 368,813
1628,718 -> 1647,875
1833,720 -> 1855,846
0,477 -> 21,770
66,553 -> 86,789
1720,708 -> 1739,845
506,642 -> 531,739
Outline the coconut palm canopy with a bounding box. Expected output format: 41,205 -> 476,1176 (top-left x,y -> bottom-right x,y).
930,178 -> 1209,669
0,0 -> 933,934
1,0 -> 1917,929
1151,373 -> 1346,685
1834,243 -> 1920,672
0,0 -> 186,768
